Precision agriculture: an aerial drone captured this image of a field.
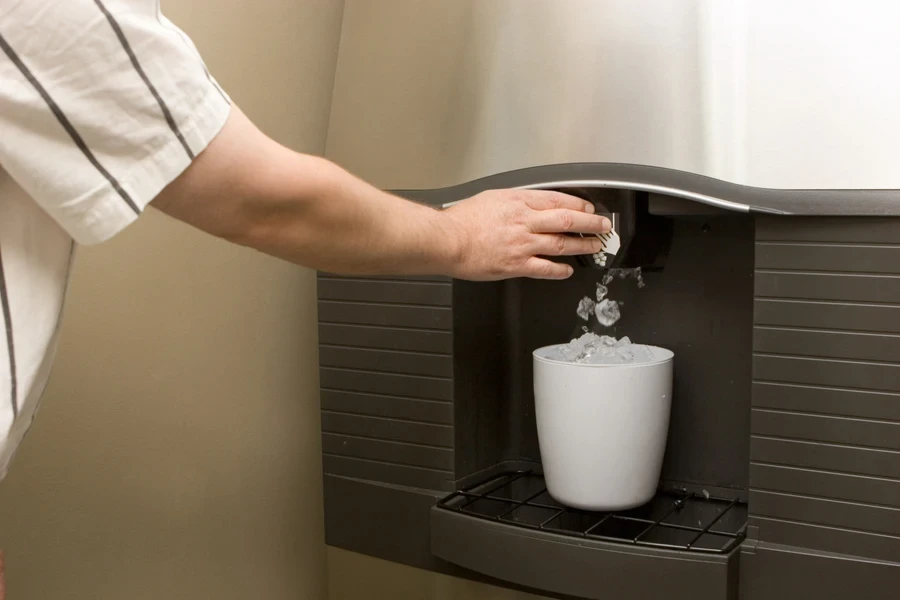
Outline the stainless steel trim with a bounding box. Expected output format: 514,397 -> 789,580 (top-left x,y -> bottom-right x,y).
441,180 -> 751,213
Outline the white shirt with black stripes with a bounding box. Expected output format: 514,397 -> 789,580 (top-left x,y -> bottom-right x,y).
0,0 -> 232,480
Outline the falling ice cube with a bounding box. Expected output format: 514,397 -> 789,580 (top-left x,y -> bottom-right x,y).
595,299 -> 621,327
576,296 -> 595,321
595,283 -> 608,302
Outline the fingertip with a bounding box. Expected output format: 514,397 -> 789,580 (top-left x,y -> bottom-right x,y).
584,202 -> 595,214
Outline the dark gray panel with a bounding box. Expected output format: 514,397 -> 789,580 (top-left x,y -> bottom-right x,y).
755,216 -> 900,243
755,272 -> 900,304
322,455 -> 453,491
751,409 -> 900,451
750,463 -> 900,507
322,411 -> 453,447
749,515 -> 900,563
320,367 -> 453,401
321,390 -> 453,425
318,278 -> 452,306
751,489 -> 900,537
318,323 -> 453,354
318,300 -> 452,329
322,433 -> 453,470
740,542 -> 900,600
754,355 -> 900,392
756,243 -> 900,274
320,346 -> 453,378
751,436 -> 900,480
754,299 -> 900,334
753,327 -> 900,363
431,508 -> 738,600
752,381 -> 900,421
322,476 -> 574,599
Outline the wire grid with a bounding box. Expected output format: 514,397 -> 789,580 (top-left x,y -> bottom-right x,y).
436,470 -> 748,554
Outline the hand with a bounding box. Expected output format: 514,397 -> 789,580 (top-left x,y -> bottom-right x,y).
440,189 -> 612,280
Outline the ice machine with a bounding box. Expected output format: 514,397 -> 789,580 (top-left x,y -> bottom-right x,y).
317,2 -> 900,598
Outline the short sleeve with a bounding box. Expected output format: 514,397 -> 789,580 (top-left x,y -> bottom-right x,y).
0,0 -> 232,245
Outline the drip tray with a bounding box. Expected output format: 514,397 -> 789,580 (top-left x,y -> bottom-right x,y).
431,470 -> 749,600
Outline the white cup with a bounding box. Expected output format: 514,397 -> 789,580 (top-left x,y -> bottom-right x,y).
533,344 -> 674,511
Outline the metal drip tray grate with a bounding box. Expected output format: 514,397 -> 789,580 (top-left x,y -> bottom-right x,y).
436,470 -> 748,554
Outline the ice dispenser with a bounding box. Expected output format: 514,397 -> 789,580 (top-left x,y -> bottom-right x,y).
318,2 -> 900,598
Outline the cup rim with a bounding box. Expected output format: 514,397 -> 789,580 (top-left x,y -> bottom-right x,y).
533,343 -> 674,368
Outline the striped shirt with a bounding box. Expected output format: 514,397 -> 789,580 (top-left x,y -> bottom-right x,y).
0,0 -> 231,480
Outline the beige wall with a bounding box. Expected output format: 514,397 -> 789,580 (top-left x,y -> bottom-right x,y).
0,1 -> 344,598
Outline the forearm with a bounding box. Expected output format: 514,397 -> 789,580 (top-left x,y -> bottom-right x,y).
154,107 -> 460,275
235,156 -> 460,275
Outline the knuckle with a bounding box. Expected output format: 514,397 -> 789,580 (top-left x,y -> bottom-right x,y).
558,210 -> 574,231
554,235 -> 568,255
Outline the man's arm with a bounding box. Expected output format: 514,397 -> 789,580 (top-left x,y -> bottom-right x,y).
152,107 -> 611,281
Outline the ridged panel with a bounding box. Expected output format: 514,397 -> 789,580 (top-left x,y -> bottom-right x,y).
751,490 -> 900,537
754,328 -> 900,364
754,299 -> 900,334
319,324 -> 452,354
320,346 -> 452,378
322,455 -> 452,491
749,516 -> 900,563
751,409 -> 900,451
320,367 -> 452,401
322,433 -> 453,471
756,243 -> 900,274
318,274 -> 456,490
755,272 -> 900,304
752,217 -> 900,562
319,301 -> 451,329
322,412 -> 453,447
753,382 -> 900,422
750,463 -> 900,507
754,355 -> 900,393
318,277 -> 452,306
321,390 -> 452,425
751,436 -> 900,480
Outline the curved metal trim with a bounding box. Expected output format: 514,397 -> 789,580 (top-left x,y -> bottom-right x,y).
442,179 -> 753,213
395,162 -> 900,216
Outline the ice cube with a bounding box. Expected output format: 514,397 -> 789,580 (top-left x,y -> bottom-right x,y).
576,296 -> 595,321
595,283 -> 608,302
594,299 -> 621,327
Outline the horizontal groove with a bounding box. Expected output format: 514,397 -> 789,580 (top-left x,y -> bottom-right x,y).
757,241 -> 900,249
321,430 -> 451,450
755,352 -> 900,367
321,387 -> 450,404
322,452 -> 452,474
755,268 -> 900,279
752,515 -> 900,542
754,378 -> 900,395
752,434 -> 900,455
755,325 -> 900,339
318,298 -> 453,310
319,321 -> 448,334
752,487 -> 900,512
752,407 -> 900,426
754,267 -> 900,277
320,343 -> 451,358
322,408 -> 452,428
320,366 -> 452,382
319,275 -> 451,286
754,379 -> 900,398
755,297 -> 900,309
752,461 -> 900,484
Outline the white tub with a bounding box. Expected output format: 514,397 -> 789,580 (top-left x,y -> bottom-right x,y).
533,344 -> 675,511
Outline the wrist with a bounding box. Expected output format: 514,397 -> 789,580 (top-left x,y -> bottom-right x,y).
426,207 -> 467,277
